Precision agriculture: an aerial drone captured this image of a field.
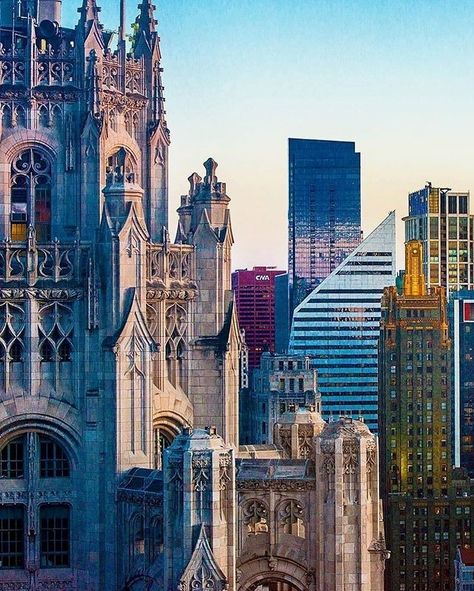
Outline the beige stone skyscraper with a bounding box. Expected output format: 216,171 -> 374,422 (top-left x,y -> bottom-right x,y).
0,2 -> 388,590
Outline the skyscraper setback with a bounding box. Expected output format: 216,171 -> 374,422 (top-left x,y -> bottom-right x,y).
288,138 -> 361,311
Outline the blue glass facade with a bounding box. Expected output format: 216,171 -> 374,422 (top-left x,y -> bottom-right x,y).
288,212 -> 396,433
288,138 -> 361,312
449,291 -> 474,476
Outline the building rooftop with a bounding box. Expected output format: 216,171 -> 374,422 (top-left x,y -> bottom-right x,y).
459,548 -> 474,566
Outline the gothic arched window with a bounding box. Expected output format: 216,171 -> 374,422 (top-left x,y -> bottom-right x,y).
10,148 -> 52,242
130,514 -> 145,564
278,500 -> 305,538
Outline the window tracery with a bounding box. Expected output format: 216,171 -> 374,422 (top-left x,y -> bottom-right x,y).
106,148 -> 137,185
278,500 -> 305,538
0,301 -> 25,392
130,514 -> 145,563
242,500 -> 268,535
165,304 -> 187,389
38,302 -> 73,363
10,148 -> 52,242
40,504 -> 70,567
0,432 -> 72,572
38,301 -> 74,393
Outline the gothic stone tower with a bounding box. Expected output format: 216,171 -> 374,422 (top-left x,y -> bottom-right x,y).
0,2 -> 242,590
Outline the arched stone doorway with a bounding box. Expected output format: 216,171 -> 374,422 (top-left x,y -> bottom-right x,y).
237,559 -> 309,591
248,579 -> 303,591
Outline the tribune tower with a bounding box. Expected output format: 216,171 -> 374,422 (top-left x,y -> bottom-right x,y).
0,2 -> 242,589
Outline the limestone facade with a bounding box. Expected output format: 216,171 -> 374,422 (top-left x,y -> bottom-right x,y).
0,2 -> 388,590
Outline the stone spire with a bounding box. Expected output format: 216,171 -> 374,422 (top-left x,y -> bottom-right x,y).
136,0 -> 157,39
403,239 -> 426,296
78,0 -> 101,28
86,49 -> 101,118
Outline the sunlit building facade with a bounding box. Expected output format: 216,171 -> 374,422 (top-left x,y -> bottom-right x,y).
288,138 -> 361,311
380,241 -> 474,591
289,211 -> 396,433
404,183 -> 474,294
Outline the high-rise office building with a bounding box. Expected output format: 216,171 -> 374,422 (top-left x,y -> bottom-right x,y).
404,183 -> 474,293
450,291 -> 474,475
247,352 -> 319,444
289,211 -> 396,433
380,241 -> 474,591
232,266 -> 285,368
288,138 -> 361,311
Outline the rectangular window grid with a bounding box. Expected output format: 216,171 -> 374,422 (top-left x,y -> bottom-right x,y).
0,506 -> 24,569
40,505 -> 70,568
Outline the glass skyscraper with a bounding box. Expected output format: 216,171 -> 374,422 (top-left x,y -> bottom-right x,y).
288,211 -> 396,433
288,138 -> 361,312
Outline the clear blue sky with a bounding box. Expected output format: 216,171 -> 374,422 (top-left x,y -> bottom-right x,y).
63,0 -> 474,271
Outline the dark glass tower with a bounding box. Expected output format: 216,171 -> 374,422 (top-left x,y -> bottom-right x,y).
288,138 -> 361,311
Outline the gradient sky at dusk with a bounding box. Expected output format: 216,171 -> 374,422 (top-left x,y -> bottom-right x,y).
63,0 -> 474,271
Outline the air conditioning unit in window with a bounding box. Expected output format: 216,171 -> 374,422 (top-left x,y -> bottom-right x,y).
11,213 -> 27,222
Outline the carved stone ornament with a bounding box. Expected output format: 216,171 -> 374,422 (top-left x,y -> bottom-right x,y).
366,439 -> 376,474
219,453 -> 232,491
237,479 -> 315,492
117,489 -> 162,507
0,490 -> 73,503
168,461 -> 184,492
321,452 -> 335,476
343,440 -> 359,474
193,454 -> 211,492
146,288 -> 197,301
267,555 -> 278,571
0,288 -> 82,300
298,424 -> 314,459
368,535 -> 391,561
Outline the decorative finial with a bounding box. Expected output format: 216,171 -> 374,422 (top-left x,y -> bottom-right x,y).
203,158 -> 218,185
78,0 -> 101,25
188,173 -> 202,197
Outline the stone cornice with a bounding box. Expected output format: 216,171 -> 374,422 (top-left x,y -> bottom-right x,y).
0,288 -> 83,300
237,479 -> 315,492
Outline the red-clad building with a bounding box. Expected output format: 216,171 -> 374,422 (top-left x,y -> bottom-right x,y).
232,266 -> 286,369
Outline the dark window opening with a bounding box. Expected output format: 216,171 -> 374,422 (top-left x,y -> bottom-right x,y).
0,437 -> 24,479
40,505 -> 70,568
0,506 -> 24,569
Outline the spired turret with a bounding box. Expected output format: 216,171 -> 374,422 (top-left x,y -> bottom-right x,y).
315,417 -> 389,591
163,427 -> 236,591
274,405 -> 325,459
